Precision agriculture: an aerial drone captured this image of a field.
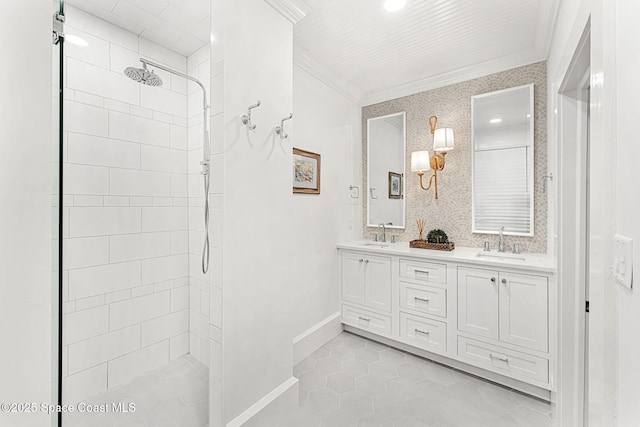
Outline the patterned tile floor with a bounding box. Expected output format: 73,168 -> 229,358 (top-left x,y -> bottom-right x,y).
61,333 -> 553,427
64,355 -> 209,427
282,331 -> 554,427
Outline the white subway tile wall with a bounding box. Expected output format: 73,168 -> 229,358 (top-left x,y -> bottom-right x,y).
62,5 -> 205,404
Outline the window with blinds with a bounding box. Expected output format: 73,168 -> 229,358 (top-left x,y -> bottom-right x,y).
472,84 -> 534,236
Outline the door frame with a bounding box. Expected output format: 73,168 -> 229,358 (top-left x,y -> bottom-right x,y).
555,21 -> 591,427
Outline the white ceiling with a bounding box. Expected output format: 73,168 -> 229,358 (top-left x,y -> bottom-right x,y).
294,0 -> 558,105
66,0 -> 210,56
66,0 -> 558,104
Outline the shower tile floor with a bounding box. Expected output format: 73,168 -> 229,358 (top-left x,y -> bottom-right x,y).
282,331 -> 554,427
64,355 -> 209,427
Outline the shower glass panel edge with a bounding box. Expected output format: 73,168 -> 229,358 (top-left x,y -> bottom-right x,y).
52,0 -> 64,425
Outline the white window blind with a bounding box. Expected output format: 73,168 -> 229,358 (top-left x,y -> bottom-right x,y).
473,146 -> 531,234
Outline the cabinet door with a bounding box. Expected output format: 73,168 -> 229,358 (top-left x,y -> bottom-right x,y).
341,252 -> 366,306
499,272 -> 548,352
458,267 -> 499,339
364,255 -> 392,312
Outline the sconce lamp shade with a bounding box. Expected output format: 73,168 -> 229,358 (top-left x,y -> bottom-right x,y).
411,151 -> 431,172
433,128 -> 454,152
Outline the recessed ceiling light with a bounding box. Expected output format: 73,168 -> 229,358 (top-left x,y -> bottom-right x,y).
65,34 -> 88,47
490,118 -> 502,124
384,0 -> 407,12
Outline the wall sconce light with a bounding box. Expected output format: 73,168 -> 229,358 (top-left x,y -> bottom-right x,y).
410,115 -> 454,199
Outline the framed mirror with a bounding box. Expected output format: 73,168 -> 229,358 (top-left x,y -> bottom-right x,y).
367,112 -> 406,229
472,84 -> 534,236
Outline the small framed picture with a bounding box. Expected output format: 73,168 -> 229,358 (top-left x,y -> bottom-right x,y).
388,172 -> 402,199
293,148 -> 321,194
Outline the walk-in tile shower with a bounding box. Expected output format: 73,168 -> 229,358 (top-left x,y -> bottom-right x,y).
55,1 -> 213,425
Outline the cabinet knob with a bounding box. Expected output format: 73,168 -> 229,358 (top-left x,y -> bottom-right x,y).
490,277 -> 496,283
364,260 -> 369,264
501,278 -> 507,285
359,259 -> 364,263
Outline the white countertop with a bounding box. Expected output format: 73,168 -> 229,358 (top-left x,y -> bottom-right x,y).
337,241 -> 556,274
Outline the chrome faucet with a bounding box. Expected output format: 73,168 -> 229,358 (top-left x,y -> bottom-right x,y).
497,226 -> 505,253
378,224 -> 387,243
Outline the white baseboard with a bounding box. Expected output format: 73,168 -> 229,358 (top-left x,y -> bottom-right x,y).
292,312 -> 343,365
226,377 -> 299,427
223,314 -> 342,427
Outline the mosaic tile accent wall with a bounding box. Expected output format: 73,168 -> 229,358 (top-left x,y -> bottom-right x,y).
362,61 -> 548,253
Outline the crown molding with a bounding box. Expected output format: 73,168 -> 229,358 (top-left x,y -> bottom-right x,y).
293,46 -> 365,106
362,49 -> 547,106
264,0 -> 312,24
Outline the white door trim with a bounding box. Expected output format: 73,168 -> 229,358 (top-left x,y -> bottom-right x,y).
555,21 -> 591,427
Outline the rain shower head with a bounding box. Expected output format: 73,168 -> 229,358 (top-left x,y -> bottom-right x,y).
124,63 -> 163,86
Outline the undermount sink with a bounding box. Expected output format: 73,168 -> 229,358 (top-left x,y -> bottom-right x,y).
359,242 -> 391,248
476,251 -> 526,261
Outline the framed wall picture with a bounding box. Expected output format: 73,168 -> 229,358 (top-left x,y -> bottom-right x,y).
388,172 -> 402,199
293,148 -> 321,194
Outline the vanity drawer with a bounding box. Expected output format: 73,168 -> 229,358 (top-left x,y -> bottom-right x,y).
399,259 -> 447,284
399,312 -> 447,353
399,282 -> 447,318
457,336 -> 548,384
342,305 -> 392,336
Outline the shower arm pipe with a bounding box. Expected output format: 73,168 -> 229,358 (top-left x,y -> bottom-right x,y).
140,58 -> 208,109
138,58 -> 212,273
140,57 -> 210,160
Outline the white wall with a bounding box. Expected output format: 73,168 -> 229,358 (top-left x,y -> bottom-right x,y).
61,6 -> 192,403
613,2 -> 640,425
289,65 -> 362,339
207,13 -> 362,422
221,0 -> 295,418
0,1 -> 53,426
210,0 -> 297,424
187,44 -> 212,368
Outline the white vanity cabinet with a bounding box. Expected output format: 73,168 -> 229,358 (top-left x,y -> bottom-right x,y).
340,250 -> 393,337
337,243 -> 555,399
340,251 -> 392,313
457,267 -> 548,352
